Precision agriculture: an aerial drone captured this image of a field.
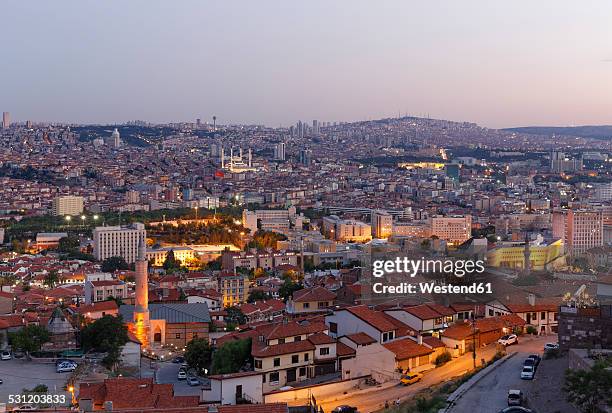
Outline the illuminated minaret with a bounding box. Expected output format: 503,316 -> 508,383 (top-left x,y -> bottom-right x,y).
133,236 -> 150,346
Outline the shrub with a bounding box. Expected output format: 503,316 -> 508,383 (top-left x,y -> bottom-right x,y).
526,325 -> 538,335
435,350 -> 452,366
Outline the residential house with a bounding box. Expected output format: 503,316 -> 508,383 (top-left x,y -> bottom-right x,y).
287,286 -> 336,314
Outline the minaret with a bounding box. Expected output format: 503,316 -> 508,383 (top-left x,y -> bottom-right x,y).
248,148 -> 252,168
133,236 -> 150,347
523,233 -> 531,275
220,147 -> 225,169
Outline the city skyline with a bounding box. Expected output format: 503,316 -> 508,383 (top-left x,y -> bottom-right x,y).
3,0 -> 612,128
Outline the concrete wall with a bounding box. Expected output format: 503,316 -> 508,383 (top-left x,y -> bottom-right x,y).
340,343 -> 397,382
326,311 -> 382,342
263,376 -> 369,404
202,375 -> 263,405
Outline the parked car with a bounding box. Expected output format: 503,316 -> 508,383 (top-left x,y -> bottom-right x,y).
177,370 -> 187,380
56,361 -> 77,373
523,358 -> 536,370
526,354 -> 541,367
544,343 -> 559,351
498,334 -> 519,346
520,365 -> 535,380
400,372 -> 423,385
12,405 -> 35,412
1,351 -> 12,360
332,406 -> 358,413
172,356 -> 185,364
498,407 -> 533,413
507,389 -> 523,406
13,351 -> 24,359
187,376 -> 200,386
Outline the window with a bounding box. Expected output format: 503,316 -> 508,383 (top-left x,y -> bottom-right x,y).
299,367 -> 306,377
488,309 -> 494,317
320,347 -> 329,356
303,302 -> 310,309
329,322 -> 338,334
304,353 -> 309,361
541,312 -> 546,320
269,372 -> 279,383
318,301 -> 327,309
273,358 -> 280,367
278,338 -> 285,344
254,359 -> 262,369
292,355 -> 299,364
294,336 -> 301,342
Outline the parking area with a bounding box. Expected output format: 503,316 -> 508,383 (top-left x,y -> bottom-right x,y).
0,358 -> 72,407
151,360 -> 208,397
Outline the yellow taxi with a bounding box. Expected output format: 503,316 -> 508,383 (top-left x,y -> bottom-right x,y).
400,372 -> 423,385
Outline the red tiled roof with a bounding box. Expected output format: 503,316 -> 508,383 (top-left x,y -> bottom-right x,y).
307,332 -> 336,345
383,337 -> 433,360
76,300 -> 118,315
336,341 -> 357,357
344,332 -> 377,346
344,305 -> 397,332
292,286 -> 336,303
402,304 -> 443,320
252,339 -> 315,358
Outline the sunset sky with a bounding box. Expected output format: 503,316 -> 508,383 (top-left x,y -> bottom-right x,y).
2,0 -> 612,127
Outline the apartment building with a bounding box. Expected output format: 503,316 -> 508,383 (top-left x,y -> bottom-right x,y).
52,195 -> 84,216
92,223 -> 146,264
371,210 -> 393,239
217,272 -> 249,307
84,280 -> 128,305
430,215 -> 472,245
286,286 -> 336,314
553,209 -> 603,256
322,215 -> 372,242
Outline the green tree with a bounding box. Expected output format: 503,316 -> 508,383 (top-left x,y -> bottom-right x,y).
211,338 -> 252,374
279,277 -> 303,301
184,338 -> 212,373
564,361 -> 612,413
225,306 -> 246,325
58,236 -> 80,253
9,325 -> 51,359
80,315 -> 129,369
247,289 -> 270,303
163,250 -> 182,272
101,256 -> 129,272
44,270 -> 60,288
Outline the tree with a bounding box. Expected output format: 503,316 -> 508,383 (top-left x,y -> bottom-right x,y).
279,277 -> 303,301
211,338 -> 252,374
9,325 -> 51,359
225,306 -> 246,326
101,256 -> 129,273
564,361 -> 612,413
184,338 -> 212,373
247,289 -> 270,303
44,270 -> 60,289
80,315 -> 129,369
163,250 -> 182,273
58,236 -> 80,253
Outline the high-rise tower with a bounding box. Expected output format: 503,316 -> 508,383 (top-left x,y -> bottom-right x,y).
133,236 -> 150,346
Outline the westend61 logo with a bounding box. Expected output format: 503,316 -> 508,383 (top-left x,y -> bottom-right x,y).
369,257 -> 492,295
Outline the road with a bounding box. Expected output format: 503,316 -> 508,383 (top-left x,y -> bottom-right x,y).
317,335 -> 552,413
144,359 -> 207,397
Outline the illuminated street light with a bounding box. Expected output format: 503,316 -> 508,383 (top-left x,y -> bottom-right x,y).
65,215 -> 71,222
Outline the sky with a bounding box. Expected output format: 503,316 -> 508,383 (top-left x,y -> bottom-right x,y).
2,0 -> 612,128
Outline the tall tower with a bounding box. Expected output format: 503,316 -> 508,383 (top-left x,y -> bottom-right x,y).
213,116 -> 217,131
2,112 -> 9,129
133,236 -> 150,347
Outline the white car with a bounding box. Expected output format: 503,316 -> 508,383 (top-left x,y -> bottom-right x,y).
1,351 -> 12,360
520,365 -> 535,380
544,343 -> 559,351
12,405 -> 35,412
56,361 -> 77,373
177,370 -> 187,380
498,334 -> 519,346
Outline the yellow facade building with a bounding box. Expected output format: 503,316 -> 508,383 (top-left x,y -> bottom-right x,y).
486,239 -> 564,271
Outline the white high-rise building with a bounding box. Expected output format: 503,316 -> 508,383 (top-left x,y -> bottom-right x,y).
111,128 -> 121,148
274,142 -> 286,161
52,195 -> 84,216
93,223 -> 146,263
431,215 -> 472,245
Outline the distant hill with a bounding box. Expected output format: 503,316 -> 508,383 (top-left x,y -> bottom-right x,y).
504,125 -> 612,140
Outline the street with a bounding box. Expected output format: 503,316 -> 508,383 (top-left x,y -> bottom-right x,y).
145,359 -> 207,397
317,335 -> 553,413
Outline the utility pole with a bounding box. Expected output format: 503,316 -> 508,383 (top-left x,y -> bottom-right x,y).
472,304 -> 477,369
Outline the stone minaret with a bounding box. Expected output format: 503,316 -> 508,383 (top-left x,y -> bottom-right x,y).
133,236 -> 150,346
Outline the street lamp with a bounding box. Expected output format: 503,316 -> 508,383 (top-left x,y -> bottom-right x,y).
93,215 -> 99,222
65,215 -> 71,222
194,206 -> 198,221
68,385 -> 76,405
